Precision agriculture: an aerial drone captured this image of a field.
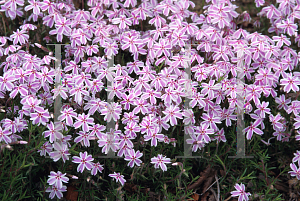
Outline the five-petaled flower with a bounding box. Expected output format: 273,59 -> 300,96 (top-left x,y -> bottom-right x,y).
10,29 -> 29,45
289,160 -> 300,180
72,151 -> 94,173
124,149 -> 143,168
280,73 -> 300,93
244,120 -> 264,140
231,183 -> 251,201
47,171 -> 69,189
109,172 -> 126,186
73,113 -> 95,132
150,154 -> 171,172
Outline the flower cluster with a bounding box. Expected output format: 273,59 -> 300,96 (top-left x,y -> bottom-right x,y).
1,0 -> 300,199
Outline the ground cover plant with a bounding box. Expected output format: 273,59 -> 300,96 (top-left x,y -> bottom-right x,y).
1,0 -> 300,200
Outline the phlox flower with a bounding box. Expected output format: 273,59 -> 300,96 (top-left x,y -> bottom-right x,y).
151,154 -> 171,172
162,105 -> 182,126
124,149 -> 143,168
112,15 -> 132,29
280,74 -> 300,93
58,107 -> 77,126
269,114 -> 283,130
24,0 -> 42,15
73,113 -> 94,132
0,72 -> 15,91
231,183 -> 251,201
47,171 -> 69,189
109,172 -> 126,186
144,127 -> 164,147
10,29 -> 29,45
43,121 -> 63,143
49,141 -> 70,163
46,185 -> 67,200
38,141 -> 52,156
289,160 -> 300,180
91,162 -> 104,176
292,151 -> 300,163
277,19 -> 297,36
100,102 -> 122,122
30,108 -> 51,126
0,126 -> 12,144
186,134 -> 206,152
72,151 -> 94,173
74,131 -> 94,147
244,120 -> 263,140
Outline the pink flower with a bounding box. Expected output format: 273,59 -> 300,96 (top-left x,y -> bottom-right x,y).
280,74 -> 300,93
91,162 -> 104,176
0,126 -> 12,144
100,102 -> 122,122
277,19 -> 297,36
30,108 -> 51,126
74,113 -> 94,132
254,101 -> 271,118
69,84 -> 89,106
286,101 -> 300,115
195,123 -> 215,143
24,0 -> 42,15
124,149 -> 143,168
144,127 -> 164,147
112,15 -> 132,29
162,105 -> 183,126
47,171 -> 69,189
214,128 -> 226,143
98,129 -> 120,154
275,94 -> 291,110
273,34 -> 291,47
10,29 -> 29,45
74,131 -> 94,147
182,109 -> 195,125
124,122 -> 140,138
109,172 -> 126,186
231,183 -> 251,201
58,108 -> 77,126
201,112 -> 222,131
292,151 -> 300,163
49,141 -> 70,163
43,122 -> 63,143
0,72 -> 15,91
151,154 -> 171,172
38,141 -> 52,156
55,17 -> 72,35
72,151 -> 94,173
289,160 -> 300,180
269,114 -> 283,130
121,35 -> 143,53
46,185 -> 67,200
244,120 -> 263,140
186,134 -> 206,152
153,38 -> 172,57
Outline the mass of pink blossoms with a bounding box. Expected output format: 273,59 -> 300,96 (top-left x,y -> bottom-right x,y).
1,0 -> 300,199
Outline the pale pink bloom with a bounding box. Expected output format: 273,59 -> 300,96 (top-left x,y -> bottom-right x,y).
43,122 -> 63,143
73,113 -> 94,132
58,108 -> 77,126
47,171 -> 69,189
91,162 -> 104,176
109,172 -> 126,186
124,149 -> 143,168
72,151 -> 94,173
150,154 -> 171,172
231,183 -> 251,201
46,185 -> 67,199
49,141 -> 70,163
